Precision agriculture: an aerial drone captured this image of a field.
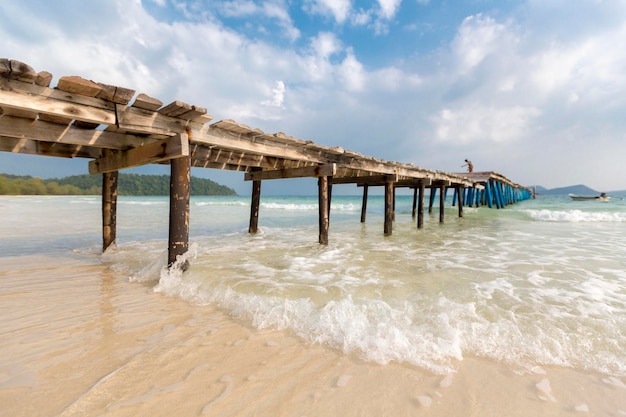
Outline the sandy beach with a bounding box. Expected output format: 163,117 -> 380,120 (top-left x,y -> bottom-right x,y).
1,253 -> 625,417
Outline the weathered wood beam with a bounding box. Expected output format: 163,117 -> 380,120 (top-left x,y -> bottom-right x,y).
194,126 -> 329,165
88,133 -> 189,174
0,115 -> 155,149
0,136 -> 101,158
334,173 -> 399,185
244,163 -> 336,181
0,79 -> 116,123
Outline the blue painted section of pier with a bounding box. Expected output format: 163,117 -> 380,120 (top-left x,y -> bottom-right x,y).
451,171 -> 533,209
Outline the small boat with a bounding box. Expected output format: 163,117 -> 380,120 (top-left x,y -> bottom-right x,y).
569,193 -> 611,201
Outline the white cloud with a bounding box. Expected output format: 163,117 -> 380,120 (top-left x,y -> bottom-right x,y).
451,14 -> 511,73
261,81 -> 287,107
433,105 -> 541,144
377,0 -> 402,20
305,0 -> 351,24
339,50 -> 365,91
218,0 -> 300,41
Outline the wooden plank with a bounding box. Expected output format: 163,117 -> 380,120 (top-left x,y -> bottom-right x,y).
190,160 -> 248,172
244,163 -> 336,181
158,100 -> 192,118
0,58 -> 9,76
195,126 -> 328,164
0,115 -> 155,149
37,114 -> 73,125
0,87 -> 115,125
116,105 -> 188,135
1,107 -> 38,119
88,133 -> 189,174
132,93 -> 163,111
35,71 -> 53,87
0,136 -> 101,158
95,82 -> 136,104
332,173 -> 398,185
58,76 -> 102,96
2,60 -> 37,82
211,119 -> 258,135
177,105 -> 212,122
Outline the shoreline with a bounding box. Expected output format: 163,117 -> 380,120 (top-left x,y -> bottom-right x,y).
1,254 -> 625,416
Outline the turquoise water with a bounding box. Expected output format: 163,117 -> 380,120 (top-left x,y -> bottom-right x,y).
1,193 -> 625,376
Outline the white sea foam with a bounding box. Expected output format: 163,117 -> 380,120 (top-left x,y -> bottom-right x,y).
525,209 -> 626,222
5,195 -> 626,378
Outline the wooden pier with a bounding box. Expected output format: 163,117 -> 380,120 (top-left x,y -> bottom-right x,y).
0,59 -> 531,268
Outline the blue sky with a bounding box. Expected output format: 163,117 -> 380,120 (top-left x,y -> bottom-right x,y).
1,0 -> 626,195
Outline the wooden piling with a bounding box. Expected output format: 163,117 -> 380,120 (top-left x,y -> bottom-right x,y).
102,171 -> 118,251
411,187 -> 418,219
168,155 -> 190,269
429,187 -> 436,214
439,184 -> 445,223
392,186 -> 396,222
248,175 -> 261,234
384,177 -> 394,236
456,185 -> 464,217
318,176 -> 330,245
361,184 -> 368,223
417,183 -> 425,229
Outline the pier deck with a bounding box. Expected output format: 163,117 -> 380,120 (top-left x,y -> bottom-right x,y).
0,59 -> 531,266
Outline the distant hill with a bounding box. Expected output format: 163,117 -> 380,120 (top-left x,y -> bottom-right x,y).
527,184 -> 626,196
541,184 -> 598,196
0,173 -> 237,196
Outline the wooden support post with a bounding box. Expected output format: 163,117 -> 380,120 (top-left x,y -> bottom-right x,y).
384,178 -> 394,236
412,187 -> 418,219
451,187 -> 457,207
168,156 -> 190,270
429,187 -> 436,214
361,184 -> 368,223
248,175 -> 261,234
417,183 -> 425,229
102,171 -> 118,252
318,176 -> 330,245
392,186 -> 396,222
328,182 -> 333,214
485,181 -> 493,208
439,185 -> 445,223
457,185 -> 464,217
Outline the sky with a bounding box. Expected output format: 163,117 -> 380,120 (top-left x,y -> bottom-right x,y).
1,0 -> 626,195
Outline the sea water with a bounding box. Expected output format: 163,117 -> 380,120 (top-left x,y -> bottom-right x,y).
1,193 -> 625,377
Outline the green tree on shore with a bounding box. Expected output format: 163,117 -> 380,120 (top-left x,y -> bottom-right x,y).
0,173 -> 237,196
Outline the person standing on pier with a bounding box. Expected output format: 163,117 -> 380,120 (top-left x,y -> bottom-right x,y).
462,159 -> 474,173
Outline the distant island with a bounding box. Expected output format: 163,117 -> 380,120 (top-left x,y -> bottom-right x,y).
0,173 -> 237,196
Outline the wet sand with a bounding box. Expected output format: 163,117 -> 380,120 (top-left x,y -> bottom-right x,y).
1,255 -> 625,417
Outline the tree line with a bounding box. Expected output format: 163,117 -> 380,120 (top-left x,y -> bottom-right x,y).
0,173 -> 237,196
